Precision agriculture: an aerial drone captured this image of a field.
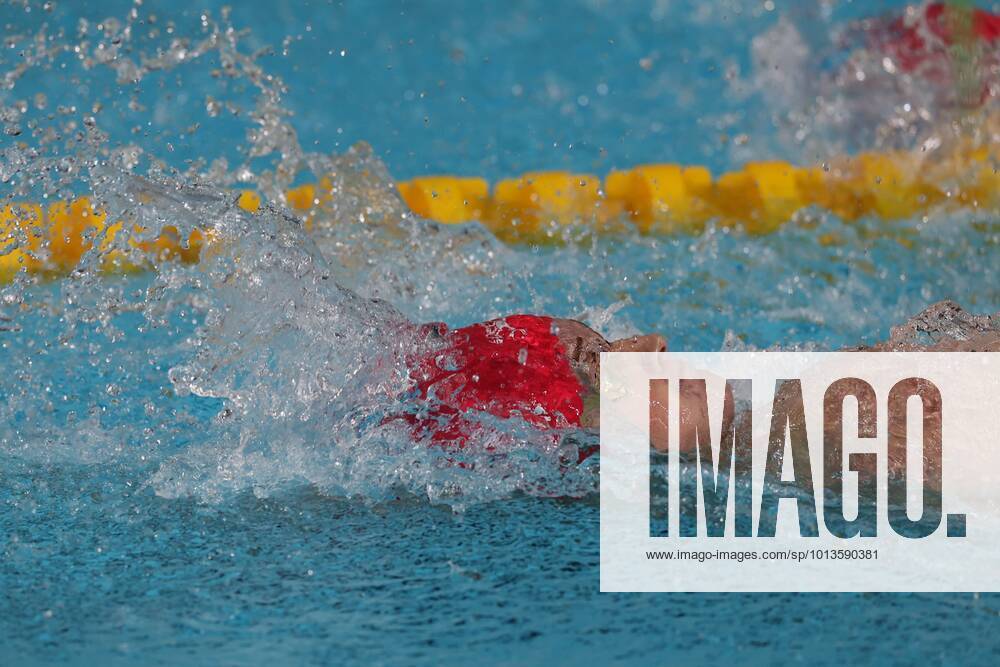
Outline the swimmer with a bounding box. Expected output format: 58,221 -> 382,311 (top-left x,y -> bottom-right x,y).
399,301 -> 999,469
401,314 -> 667,461
753,2 -> 999,152
861,2 -> 999,92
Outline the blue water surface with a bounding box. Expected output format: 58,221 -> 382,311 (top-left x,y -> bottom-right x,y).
2,0 -> 1000,665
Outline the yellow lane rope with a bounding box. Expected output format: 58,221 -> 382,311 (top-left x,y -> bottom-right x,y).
398,147 -> 997,240
2,145 -> 998,283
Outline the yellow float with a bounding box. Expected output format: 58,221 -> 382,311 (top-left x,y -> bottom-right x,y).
1,144 -> 997,284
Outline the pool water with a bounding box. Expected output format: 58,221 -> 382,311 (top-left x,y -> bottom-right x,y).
1,0 -> 999,664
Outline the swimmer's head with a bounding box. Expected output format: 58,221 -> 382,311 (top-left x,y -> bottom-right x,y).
551,318 -> 667,391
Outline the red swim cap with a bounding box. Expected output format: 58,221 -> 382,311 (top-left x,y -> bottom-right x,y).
406,315 -> 586,450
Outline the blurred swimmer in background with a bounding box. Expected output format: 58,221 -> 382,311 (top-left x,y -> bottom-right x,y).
752,1 -> 999,153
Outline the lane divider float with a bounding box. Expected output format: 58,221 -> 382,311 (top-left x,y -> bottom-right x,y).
1,146 -> 997,283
